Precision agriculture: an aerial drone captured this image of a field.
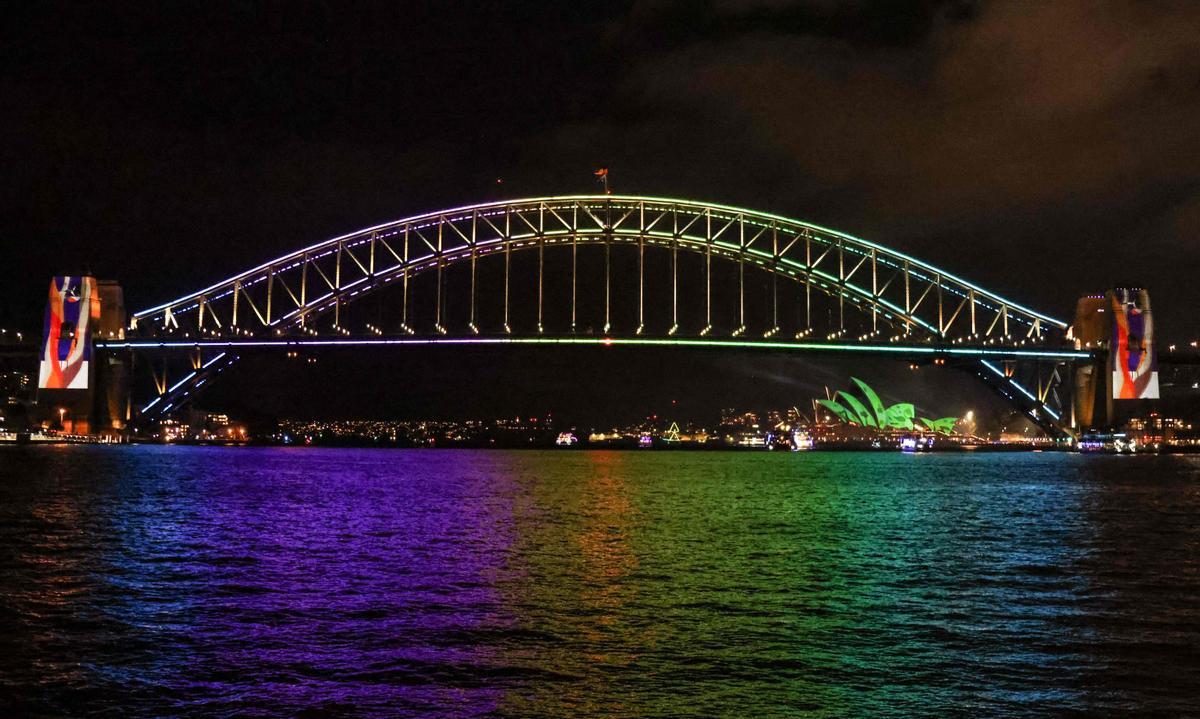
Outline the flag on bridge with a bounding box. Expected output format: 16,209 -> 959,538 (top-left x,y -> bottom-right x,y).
594,168 -> 610,194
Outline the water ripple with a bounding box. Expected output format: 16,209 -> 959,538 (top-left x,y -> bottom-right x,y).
2,446 -> 1200,717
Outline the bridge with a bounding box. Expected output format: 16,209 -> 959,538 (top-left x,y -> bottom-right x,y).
88,195 -> 1096,436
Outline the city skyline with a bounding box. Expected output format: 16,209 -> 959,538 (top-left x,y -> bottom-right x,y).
3,3 -> 1200,426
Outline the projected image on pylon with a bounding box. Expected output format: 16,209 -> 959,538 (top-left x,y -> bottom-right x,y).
38,276 -> 100,390
1110,287 -> 1159,400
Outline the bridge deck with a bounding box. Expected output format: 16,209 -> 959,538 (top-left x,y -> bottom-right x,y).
97,335 -> 1095,362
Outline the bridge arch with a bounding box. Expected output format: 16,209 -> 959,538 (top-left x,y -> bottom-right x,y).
131,195 -> 1066,343
115,195 -> 1081,436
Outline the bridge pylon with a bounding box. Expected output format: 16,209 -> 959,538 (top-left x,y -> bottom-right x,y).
1072,287 -> 1160,431
32,276 -> 130,437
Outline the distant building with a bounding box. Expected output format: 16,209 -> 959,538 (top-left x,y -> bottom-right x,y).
1,370 -> 31,400
719,408 -> 759,430
1127,413 -> 1194,448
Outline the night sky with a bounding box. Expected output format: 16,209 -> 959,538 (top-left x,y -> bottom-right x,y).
3,1 -> 1198,425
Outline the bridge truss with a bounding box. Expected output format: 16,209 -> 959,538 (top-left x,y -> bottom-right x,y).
103,195 -> 1089,434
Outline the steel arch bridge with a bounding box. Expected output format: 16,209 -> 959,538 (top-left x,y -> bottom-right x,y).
99,195 -> 1092,434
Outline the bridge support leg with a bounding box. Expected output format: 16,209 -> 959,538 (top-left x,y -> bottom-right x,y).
637,237 -> 644,334
538,238 -> 544,334
904,260 -> 912,337
734,253 -> 745,337
767,267 -> 778,338
871,250 -> 878,337
701,243 -> 712,336
669,239 -> 678,335
604,236 -> 611,334
837,238 -> 844,337
435,259 -> 444,334
504,239 -> 511,333
401,269 -> 411,334
469,244 -> 478,334
970,357 -> 1074,439
571,235 -> 577,333
798,232 -> 812,338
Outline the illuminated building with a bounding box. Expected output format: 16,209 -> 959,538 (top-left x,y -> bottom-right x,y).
817,377 -> 958,435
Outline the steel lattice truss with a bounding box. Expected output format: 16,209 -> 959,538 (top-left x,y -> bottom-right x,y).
115,195 -> 1087,435
131,195 -> 1067,344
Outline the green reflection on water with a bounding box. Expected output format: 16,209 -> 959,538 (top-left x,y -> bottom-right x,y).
490,451 -> 1068,717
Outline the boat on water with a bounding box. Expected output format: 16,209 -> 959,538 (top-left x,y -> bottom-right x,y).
791,430 -> 814,451
555,432 -> 578,447
1078,432 -> 1139,454
900,435 -> 934,452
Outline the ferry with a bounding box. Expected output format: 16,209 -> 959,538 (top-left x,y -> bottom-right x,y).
900,435 -> 934,453
1078,432 -> 1138,454
555,432 -> 578,447
791,430 -> 814,451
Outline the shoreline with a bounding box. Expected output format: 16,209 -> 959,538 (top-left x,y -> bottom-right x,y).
6,439 -> 1199,454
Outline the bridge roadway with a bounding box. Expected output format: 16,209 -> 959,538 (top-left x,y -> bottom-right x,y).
96,334 -> 1095,362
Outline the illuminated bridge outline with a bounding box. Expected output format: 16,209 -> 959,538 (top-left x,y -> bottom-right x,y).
102,336 -> 1091,360
111,195 -> 1083,434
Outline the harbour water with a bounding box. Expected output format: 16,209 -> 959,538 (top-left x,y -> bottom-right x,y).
2,446 -> 1199,717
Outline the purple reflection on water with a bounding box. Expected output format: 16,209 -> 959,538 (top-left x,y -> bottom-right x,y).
7,446 -> 1200,717
104,448 -> 526,715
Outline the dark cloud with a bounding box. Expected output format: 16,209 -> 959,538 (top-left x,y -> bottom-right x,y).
535,0 -> 1200,334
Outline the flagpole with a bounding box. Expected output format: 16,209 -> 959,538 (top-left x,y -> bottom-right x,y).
595,168 -> 610,194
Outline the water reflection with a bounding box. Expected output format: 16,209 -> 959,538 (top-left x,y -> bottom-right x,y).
1065,456 -> 1200,711
1,447 -> 1199,717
